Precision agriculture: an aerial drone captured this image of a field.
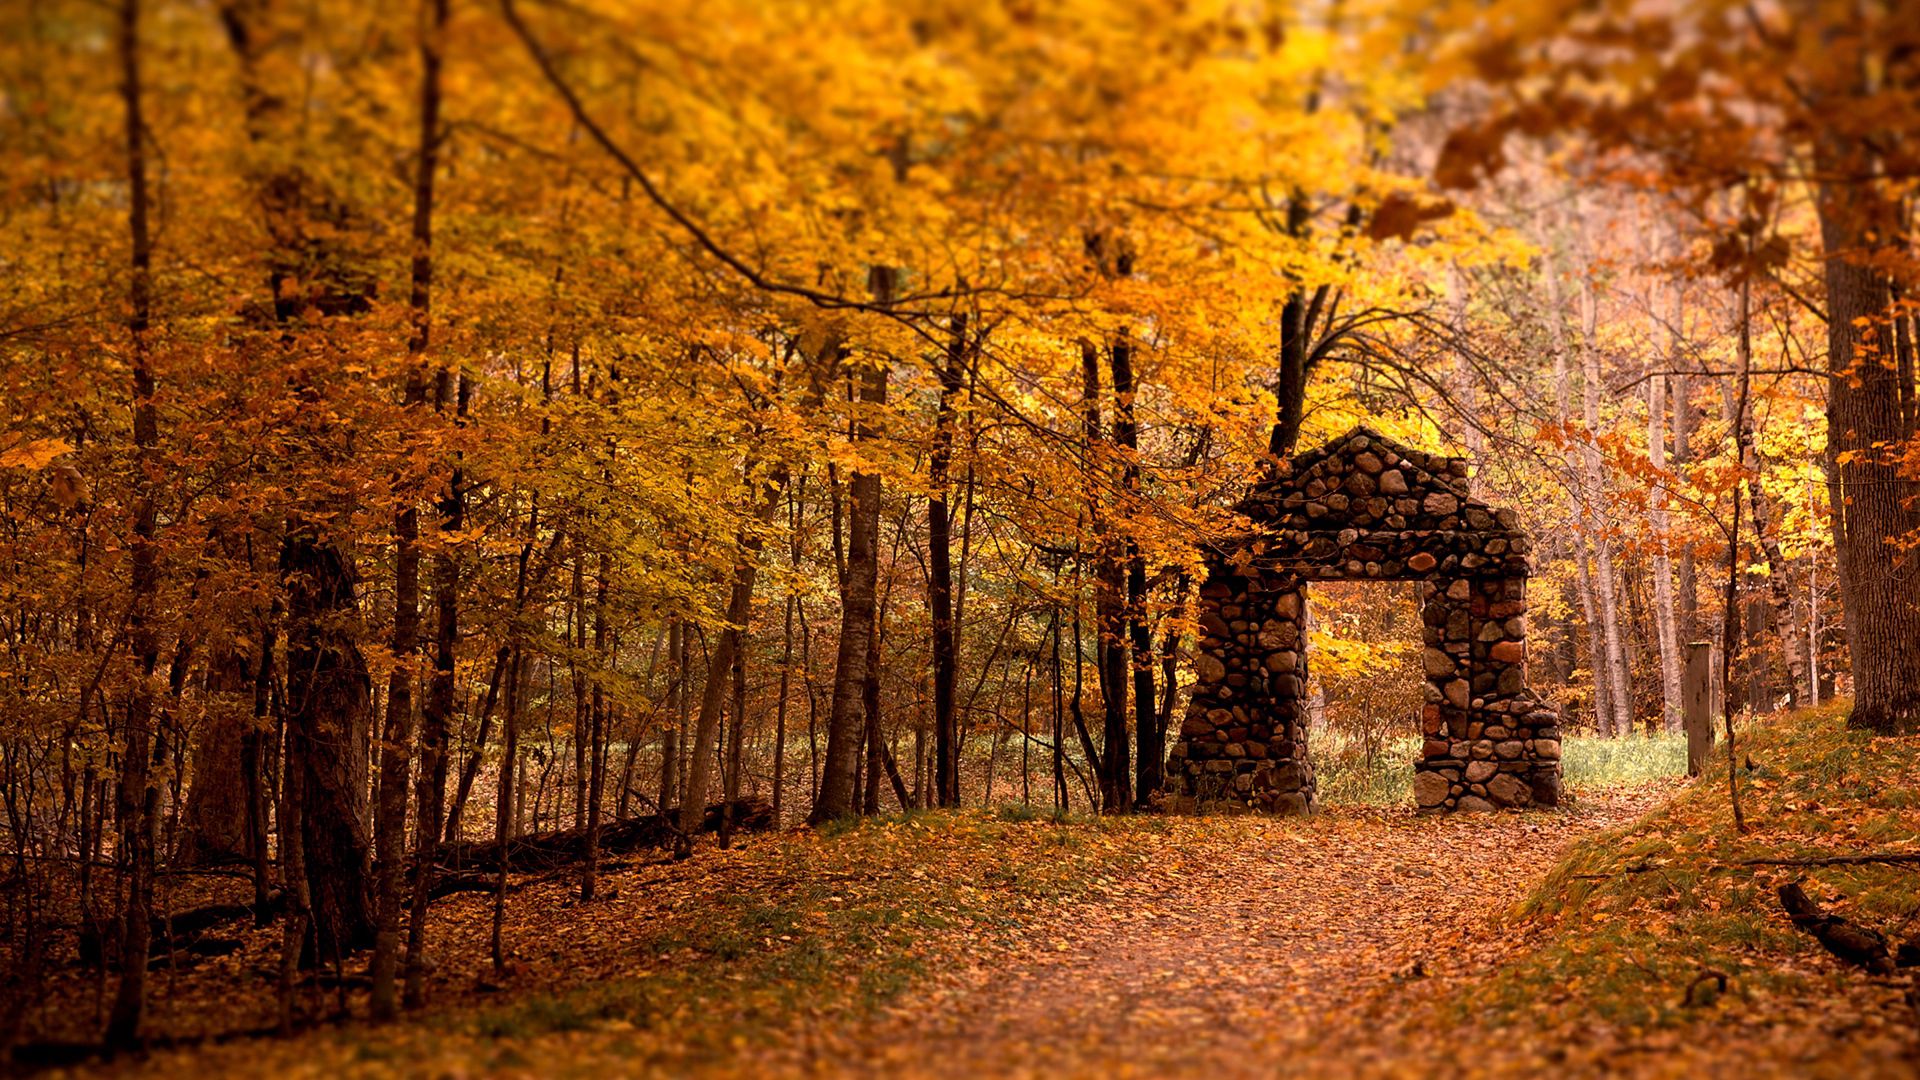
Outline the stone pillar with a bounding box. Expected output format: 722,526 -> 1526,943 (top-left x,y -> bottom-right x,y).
1414,574 -> 1561,812
1166,567 -> 1313,814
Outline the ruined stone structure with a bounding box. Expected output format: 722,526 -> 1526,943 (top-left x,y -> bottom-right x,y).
1166,426 -> 1563,814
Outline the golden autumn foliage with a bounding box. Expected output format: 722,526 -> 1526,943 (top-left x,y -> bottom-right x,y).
3,0 -> 1920,1073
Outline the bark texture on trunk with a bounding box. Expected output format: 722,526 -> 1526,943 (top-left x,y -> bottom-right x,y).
1815,136 -> 1920,733
280,529 -> 376,962
812,268 -> 894,824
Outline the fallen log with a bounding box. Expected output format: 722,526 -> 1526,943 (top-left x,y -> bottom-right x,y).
75,891 -> 285,967
1779,882 -> 1895,975
435,798 -> 773,874
71,803 -> 771,969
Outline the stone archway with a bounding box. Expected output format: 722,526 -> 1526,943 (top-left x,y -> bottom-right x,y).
1165,427 -> 1563,814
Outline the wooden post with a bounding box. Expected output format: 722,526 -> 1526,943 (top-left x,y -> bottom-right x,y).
1684,641 -> 1715,776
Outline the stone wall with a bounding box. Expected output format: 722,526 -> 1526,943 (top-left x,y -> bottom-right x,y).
1165,427 -> 1563,815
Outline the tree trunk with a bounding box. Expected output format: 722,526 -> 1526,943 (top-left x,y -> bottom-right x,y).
773,590 -> 795,826
1080,343 -> 1131,811
1545,246 -> 1615,734
280,530 -> 376,963
581,554 -> 610,898
1575,269 -> 1635,734
1268,199 -> 1315,457
679,469 -> 784,852
862,613 -> 885,816
811,268 -> 895,824
220,0 -> 380,967
106,0 -> 159,1043
1649,363 -> 1683,733
719,626 -> 747,847
275,717 -> 311,1035
1672,363 -> 1701,641
491,646 -> 523,973
1814,136 -> 1920,732
1109,335 -> 1159,806
927,314 -> 966,808
572,558 -> 588,831
178,652 -> 255,866
445,644 -> 507,845
371,0 -> 445,1016
660,620 -> 682,812
403,371 -> 463,1009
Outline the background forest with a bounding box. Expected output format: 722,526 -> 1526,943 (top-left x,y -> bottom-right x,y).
3,0 -> 1920,1067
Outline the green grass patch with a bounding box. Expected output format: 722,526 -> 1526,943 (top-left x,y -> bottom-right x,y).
1312,729 -> 1686,807
1561,730 -> 1688,788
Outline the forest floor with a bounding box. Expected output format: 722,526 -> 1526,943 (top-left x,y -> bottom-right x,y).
24,704 -> 1920,1079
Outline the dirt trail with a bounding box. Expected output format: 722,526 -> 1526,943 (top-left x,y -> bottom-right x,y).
826,789 -> 1670,1079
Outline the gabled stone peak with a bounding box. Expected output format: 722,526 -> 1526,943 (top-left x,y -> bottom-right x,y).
1239,425 -> 1522,537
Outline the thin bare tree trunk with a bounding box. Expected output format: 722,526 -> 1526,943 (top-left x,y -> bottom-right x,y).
660,620 -> 682,812
403,372 -> 463,1010
1545,247 -> 1615,734
678,469 -> 783,854
1649,316 -> 1683,734
490,646 -> 522,973
927,314 -> 965,808
1109,332 -> 1159,807
106,0 -> 159,1043
371,0 -> 446,1016
1575,269 -> 1635,735
719,630 -> 747,847
1080,343 -> 1130,810
580,555 -> 609,898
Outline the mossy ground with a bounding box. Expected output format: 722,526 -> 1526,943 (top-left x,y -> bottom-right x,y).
1395,699 -> 1920,1076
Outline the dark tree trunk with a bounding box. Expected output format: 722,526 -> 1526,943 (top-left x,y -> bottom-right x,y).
678,469 -> 784,854
491,645 -> 526,974
1671,368 -> 1700,640
220,0 -> 380,973
445,644 -> 508,845
404,375 -> 461,1008
927,313 -> 966,808
719,633 -> 746,847
1816,134 -> 1920,734
581,554 -> 611,897
372,0 -> 444,1008
244,621 -> 277,916
660,620 -> 682,812
178,650 -> 255,866
280,530 -> 377,963
1108,334 -> 1160,807
106,0 -> 159,1044
1268,199 -> 1315,458
862,621 -> 884,816
1080,342 -> 1130,812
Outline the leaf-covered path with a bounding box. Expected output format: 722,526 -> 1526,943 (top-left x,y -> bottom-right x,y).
824,789 -> 1672,1079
